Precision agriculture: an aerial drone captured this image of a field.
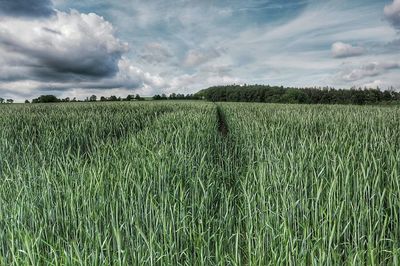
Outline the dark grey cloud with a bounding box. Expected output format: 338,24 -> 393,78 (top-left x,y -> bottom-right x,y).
1,38 -> 122,81
0,0 -> 55,17
34,50 -> 122,79
0,10 -> 128,84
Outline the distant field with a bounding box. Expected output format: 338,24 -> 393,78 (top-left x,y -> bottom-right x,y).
0,102 -> 399,264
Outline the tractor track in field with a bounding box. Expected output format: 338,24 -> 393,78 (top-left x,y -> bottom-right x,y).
216,105 -> 229,137
213,104 -> 248,264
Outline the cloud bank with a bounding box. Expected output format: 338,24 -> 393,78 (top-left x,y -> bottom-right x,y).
0,8 -> 165,100
1,0 -> 400,101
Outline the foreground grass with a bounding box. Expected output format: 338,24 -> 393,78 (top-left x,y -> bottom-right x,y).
222,103 -> 400,264
0,102 -> 399,264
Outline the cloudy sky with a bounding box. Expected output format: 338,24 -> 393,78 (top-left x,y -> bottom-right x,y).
1,0 -> 400,101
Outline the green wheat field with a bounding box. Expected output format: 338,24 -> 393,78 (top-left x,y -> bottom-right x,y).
0,101 -> 399,265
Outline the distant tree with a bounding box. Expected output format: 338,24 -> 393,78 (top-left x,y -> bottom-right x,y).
71,97 -> 77,102
89,95 -> 97,102
383,90 -> 392,101
169,93 -> 177,100
0,98 -> 4,103
153,94 -> 161,100
282,89 -> 309,104
32,95 -> 60,103
108,95 -> 118,101
63,97 -> 70,102
25,100 -> 30,103
6,99 -> 14,103
135,94 -> 145,101
100,96 -> 107,101
125,95 -> 134,101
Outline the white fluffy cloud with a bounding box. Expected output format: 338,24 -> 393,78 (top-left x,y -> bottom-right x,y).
116,58 -> 165,90
384,0 -> 400,30
331,42 -> 364,58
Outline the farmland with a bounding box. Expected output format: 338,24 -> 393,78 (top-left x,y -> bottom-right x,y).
0,101 -> 399,264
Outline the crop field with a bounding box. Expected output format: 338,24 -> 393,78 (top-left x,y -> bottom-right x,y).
0,101 -> 399,264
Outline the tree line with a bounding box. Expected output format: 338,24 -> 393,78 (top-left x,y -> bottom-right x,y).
3,85 -> 399,105
27,93 -> 200,103
196,85 -> 400,105
152,93 -> 200,100
2,93 -> 198,104
29,94 -> 146,103
28,93 -> 202,103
